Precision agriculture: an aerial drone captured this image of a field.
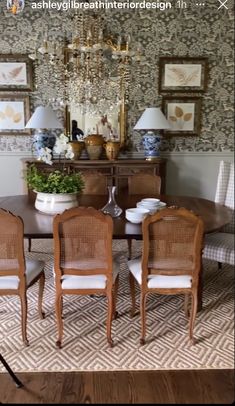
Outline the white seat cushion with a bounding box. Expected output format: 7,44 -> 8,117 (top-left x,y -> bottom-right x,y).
128,258 -> 192,289
0,259 -> 44,291
61,258 -> 119,290
203,232 -> 234,265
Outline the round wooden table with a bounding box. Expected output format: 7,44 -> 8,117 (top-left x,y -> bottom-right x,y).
0,193 -> 232,311
0,194 -> 232,238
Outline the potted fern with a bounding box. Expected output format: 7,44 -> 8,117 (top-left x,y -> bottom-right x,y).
26,134 -> 85,214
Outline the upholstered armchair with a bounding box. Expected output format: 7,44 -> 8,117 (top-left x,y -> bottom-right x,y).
203,161 -> 234,267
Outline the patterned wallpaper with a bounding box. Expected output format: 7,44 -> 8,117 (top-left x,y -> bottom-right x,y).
0,1 -> 234,153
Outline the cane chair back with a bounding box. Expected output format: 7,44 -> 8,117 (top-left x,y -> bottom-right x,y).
0,209 -> 45,345
127,173 -> 162,259
53,207 -> 119,348
128,173 -> 161,196
128,207 -> 204,344
81,171 -> 109,195
0,209 -> 24,278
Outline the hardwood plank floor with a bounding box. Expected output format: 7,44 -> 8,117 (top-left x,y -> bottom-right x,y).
0,370 -> 234,404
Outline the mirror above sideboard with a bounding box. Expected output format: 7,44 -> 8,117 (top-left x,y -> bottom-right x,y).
65,101 -> 127,148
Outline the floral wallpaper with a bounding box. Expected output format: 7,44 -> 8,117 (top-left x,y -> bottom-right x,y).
0,1 -> 234,153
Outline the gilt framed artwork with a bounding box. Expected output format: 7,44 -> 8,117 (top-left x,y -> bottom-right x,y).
162,96 -> 201,137
0,54 -> 33,91
0,94 -> 31,135
159,57 -> 208,93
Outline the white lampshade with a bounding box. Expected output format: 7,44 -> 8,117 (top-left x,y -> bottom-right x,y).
25,106 -> 63,129
134,107 -> 170,130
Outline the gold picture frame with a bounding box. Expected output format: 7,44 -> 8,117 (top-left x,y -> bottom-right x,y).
0,54 -> 33,91
0,94 -> 31,135
162,96 -> 202,137
159,57 -> 208,93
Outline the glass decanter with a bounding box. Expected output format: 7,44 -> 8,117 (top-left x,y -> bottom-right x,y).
101,186 -> 123,217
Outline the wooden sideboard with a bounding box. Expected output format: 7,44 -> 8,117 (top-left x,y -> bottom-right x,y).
24,158 -> 167,196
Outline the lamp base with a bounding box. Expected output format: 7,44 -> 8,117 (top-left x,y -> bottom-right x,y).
33,130 -> 56,155
142,131 -> 161,160
145,156 -> 161,162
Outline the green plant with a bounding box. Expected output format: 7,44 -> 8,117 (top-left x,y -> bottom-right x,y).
26,164 -> 85,194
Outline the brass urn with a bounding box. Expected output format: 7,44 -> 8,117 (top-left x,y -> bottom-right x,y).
104,140 -> 121,161
85,134 -> 104,160
69,141 -> 85,160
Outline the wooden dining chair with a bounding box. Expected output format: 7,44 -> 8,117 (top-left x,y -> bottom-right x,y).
127,207 -> 204,345
128,173 -> 161,196
53,207 -> 119,348
127,173 -> 162,259
81,171 -> 109,195
0,209 -> 45,346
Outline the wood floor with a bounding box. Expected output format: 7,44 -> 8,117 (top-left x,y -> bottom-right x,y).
0,369 -> 234,404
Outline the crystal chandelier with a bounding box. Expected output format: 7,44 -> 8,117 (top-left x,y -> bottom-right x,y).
31,12 -> 142,115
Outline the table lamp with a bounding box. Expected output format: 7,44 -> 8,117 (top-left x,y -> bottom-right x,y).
25,106 -> 63,155
134,107 -> 170,160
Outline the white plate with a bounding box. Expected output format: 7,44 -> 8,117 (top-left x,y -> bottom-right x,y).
159,201 -> 167,207
141,198 -> 160,204
136,202 -> 157,214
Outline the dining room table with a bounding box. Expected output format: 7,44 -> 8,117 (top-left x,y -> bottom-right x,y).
0,193 -> 232,311
0,193 -> 232,239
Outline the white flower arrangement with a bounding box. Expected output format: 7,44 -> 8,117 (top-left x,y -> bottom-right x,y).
37,133 -> 74,165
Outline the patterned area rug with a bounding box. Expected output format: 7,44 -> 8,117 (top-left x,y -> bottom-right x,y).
0,239 -> 234,372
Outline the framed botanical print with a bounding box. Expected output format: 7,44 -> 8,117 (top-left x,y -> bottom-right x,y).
0,94 -> 31,135
162,96 -> 202,137
159,57 -> 208,93
0,54 -> 33,91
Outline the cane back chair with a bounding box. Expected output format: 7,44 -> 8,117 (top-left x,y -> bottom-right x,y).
127,207 -> 204,345
0,209 -> 45,346
53,207 -> 119,348
127,173 -> 161,260
128,173 -> 161,196
81,171 -> 109,195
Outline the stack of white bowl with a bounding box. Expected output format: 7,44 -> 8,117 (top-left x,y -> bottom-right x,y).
125,207 -> 150,224
136,198 -> 166,214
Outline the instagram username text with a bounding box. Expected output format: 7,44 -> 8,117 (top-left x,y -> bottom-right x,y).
30,1 -> 172,11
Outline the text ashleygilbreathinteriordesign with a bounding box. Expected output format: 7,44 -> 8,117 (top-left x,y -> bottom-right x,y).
30,0 -> 172,11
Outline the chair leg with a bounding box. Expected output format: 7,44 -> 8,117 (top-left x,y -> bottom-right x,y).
107,291 -> 114,348
197,264 -> 203,312
184,294 -> 190,318
129,272 -> 136,317
127,239 -> 132,260
189,292 -> 198,345
0,354 -> 23,388
218,262 -> 222,269
19,292 -> 29,346
38,272 -> 45,319
140,292 -> 147,345
28,238 -> 32,252
55,293 -> 63,349
112,274 -> 119,320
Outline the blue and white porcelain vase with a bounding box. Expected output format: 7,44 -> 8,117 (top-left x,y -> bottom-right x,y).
33,130 -> 56,155
142,132 -> 161,161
